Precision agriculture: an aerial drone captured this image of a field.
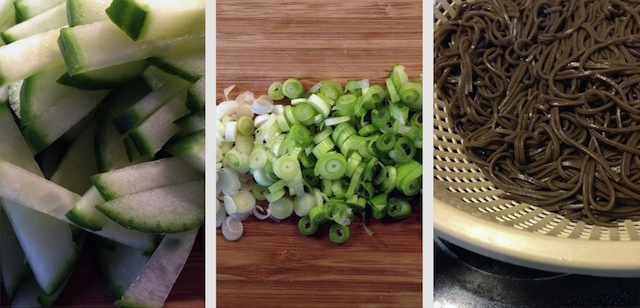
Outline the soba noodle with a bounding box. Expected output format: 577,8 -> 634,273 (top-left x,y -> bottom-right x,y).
434,0 -> 640,226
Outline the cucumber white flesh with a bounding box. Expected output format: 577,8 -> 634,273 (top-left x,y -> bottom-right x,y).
1,204 -> 29,299
19,63 -> 71,127
0,159 -> 81,220
1,2 -> 67,44
97,179 -> 205,233
21,87 -> 109,153
7,80 -> 22,119
91,236 -> 151,300
91,156 -> 203,201
56,60 -> 149,90
148,47 -> 204,83
0,0 -> 16,35
14,0 -> 65,21
3,199 -> 79,295
140,65 -> 178,90
112,75 -> 190,134
49,119 -> 98,195
67,0 -> 111,26
115,228 -> 199,308
0,99 -> 79,297
93,79 -> 152,172
66,186 -> 160,252
173,110 -> 205,139
167,129 -> 205,173
0,28 -> 64,86
130,88 -> 191,157
186,76 -> 205,112
106,0 -> 205,41
57,19 -> 204,76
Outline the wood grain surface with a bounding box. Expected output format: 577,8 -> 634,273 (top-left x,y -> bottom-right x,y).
216,0 -> 423,307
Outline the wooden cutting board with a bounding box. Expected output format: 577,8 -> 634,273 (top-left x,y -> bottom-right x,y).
216,0 -> 423,307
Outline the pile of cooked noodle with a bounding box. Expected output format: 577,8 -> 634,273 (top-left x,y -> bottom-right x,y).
434,0 -> 640,226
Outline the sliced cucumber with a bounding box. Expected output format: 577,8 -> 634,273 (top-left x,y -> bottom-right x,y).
148,47 -> 204,83
106,0 -> 205,41
0,0 -> 16,36
21,87 -> 109,153
173,110 -> 204,139
67,0 -> 111,26
1,2 -> 66,44
14,0 -> 65,21
0,28 -> 64,86
49,119 -> 98,195
91,236 -> 151,300
66,186 -> 160,252
0,102 -> 39,174
57,19 -> 204,75
96,179 -> 205,233
19,63 -> 71,127
0,204 -> 29,299
3,199 -> 79,295
56,60 -> 149,90
130,87 -> 190,157
186,76 -> 205,112
7,80 -> 22,119
115,228 -> 199,307
140,65 -> 178,90
0,159 -> 81,220
112,76 -> 190,134
167,129 -> 204,173
91,156 -> 203,201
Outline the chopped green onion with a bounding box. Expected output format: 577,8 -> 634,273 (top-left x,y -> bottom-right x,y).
309,203 -> 329,224
269,196 -> 294,220
375,131 -> 396,154
324,116 -> 351,126
294,193 -> 316,217
268,81 -> 285,100
298,215 -> 318,235
298,149 -> 317,169
319,80 -> 343,101
307,94 -> 331,118
284,105 -> 300,125
399,82 -> 422,110
345,162 -> 365,198
273,156 -> 301,181
291,98 -> 307,105
283,78 -> 304,99
313,126 -> 333,144
224,148 -> 249,173
264,188 -> 286,203
328,223 -> 350,244
251,183 -> 267,201
293,103 -> 317,125
312,137 -> 335,159
331,179 -> 348,199
232,190 -> 256,214
314,152 -> 347,180
389,136 -> 416,163
237,115 -> 255,135
389,64 -> 409,92
385,77 -> 400,104
334,94 -> 358,116
345,152 -> 363,177
289,124 -> 313,147
357,124 -> 378,136
276,113 -> 290,132
331,122 -> 357,148
395,159 -> 422,196
301,168 -> 319,188
369,193 -> 388,219
249,146 -> 268,170
387,197 -> 412,219
361,85 -> 386,110
371,106 -> 391,130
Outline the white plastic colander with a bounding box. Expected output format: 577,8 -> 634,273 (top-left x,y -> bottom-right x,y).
433,0 -> 640,277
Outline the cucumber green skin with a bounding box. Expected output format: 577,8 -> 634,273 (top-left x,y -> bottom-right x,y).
65,207 -> 104,231
56,27 -> 84,76
105,0 -> 146,41
186,78 -> 205,112
57,61 -> 149,90
147,53 -> 203,83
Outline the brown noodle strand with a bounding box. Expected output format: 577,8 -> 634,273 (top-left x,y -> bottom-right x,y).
435,0 -> 640,225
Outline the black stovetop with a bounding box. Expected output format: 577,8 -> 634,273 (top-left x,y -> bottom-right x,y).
434,237 -> 640,307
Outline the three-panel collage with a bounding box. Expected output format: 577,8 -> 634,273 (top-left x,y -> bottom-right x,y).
1,0 -> 640,307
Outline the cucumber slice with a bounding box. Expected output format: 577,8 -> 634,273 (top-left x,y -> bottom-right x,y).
167,129 -> 204,173
56,60 -> 149,90
91,236 -> 151,300
0,28 -> 64,86
0,204 -> 29,299
130,87 -> 190,157
1,2 -> 66,44
115,228 -> 199,307
106,0 -> 205,41
3,199 -> 79,295
91,156 -> 203,201
0,103 -> 39,173
96,179 -> 205,233
148,47 -> 204,83
112,76 -> 190,134
19,63 -> 72,127
140,65 -> 178,90
0,159 -> 81,220
186,76 -> 205,112
49,119 -> 98,195
14,0 -> 65,21
57,19 -> 204,75
0,0 -> 16,35
67,0 -> 111,26
21,87 -> 109,153
173,110 -> 204,139
66,186 -> 160,252
7,80 -> 23,119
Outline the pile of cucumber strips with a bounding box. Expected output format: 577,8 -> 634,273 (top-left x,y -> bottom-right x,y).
0,0 -> 204,306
